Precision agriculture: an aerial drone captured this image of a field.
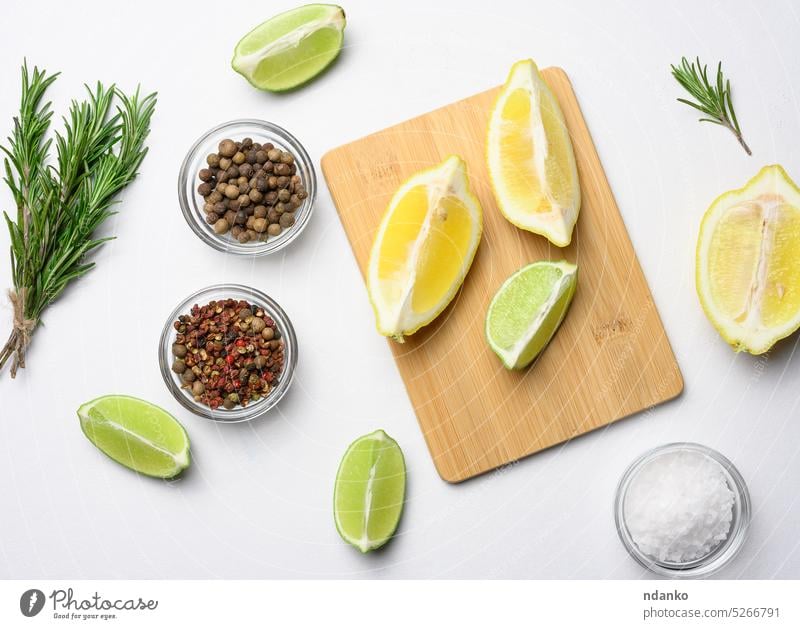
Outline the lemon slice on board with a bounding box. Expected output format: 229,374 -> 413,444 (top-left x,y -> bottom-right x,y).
367,155 -> 483,341
696,164 -> 800,354
485,260 -> 578,369
487,59 -> 580,247
232,4 -> 346,92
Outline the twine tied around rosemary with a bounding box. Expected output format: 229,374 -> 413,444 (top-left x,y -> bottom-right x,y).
0,288 -> 37,378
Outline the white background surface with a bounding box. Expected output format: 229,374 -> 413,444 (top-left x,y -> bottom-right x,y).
1,0 -> 799,579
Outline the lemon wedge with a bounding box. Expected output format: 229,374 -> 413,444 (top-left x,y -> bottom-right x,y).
487,59 -> 580,247
367,155 -> 483,341
696,165 -> 800,354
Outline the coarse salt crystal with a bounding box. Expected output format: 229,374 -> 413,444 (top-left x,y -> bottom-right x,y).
624,450 -> 735,563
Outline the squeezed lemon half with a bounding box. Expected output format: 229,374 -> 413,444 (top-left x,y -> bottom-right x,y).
487,59 -> 580,247
696,164 -> 800,354
367,155 -> 483,341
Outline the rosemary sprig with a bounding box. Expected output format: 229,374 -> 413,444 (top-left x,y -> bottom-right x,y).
0,61 -> 156,377
670,56 -> 751,155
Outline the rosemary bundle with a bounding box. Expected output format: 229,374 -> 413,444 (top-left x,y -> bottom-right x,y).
1,62 -> 156,377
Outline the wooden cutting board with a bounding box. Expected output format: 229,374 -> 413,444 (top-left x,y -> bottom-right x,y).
321,67 -> 683,482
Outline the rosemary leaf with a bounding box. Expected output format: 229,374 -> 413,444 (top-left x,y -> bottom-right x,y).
671,56 -> 751,155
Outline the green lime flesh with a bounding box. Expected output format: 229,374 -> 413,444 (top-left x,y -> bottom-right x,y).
232,4 -> 346,92
78,395 -> 190,479
485,260 -> 578,370
334,429 -> 406,553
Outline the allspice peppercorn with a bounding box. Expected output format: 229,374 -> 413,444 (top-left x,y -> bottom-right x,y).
219,139 -> 237,157
195,137 -> 306,244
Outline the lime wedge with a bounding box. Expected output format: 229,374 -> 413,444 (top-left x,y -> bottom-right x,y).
334,429 -> 405,553
232,4 -> 346,92
78,395 -> 190,479
485,260 -> 578,369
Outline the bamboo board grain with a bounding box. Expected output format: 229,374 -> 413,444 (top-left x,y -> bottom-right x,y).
321,67 -> 683,482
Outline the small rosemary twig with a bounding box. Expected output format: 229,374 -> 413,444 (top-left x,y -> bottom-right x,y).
671,56 -> 751,155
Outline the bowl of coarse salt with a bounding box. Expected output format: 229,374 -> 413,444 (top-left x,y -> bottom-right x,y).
615,443 -> 751,578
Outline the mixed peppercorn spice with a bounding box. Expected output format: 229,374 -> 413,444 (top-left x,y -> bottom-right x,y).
198,137 -> 307,243
171,299 -> 285,410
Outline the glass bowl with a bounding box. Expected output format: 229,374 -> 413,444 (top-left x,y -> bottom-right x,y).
614,442 -> 751,578
178,119 -> 316,256
158,284 -> 298,422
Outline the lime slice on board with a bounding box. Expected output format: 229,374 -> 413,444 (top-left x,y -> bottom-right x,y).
334,429 -> 406,553
485,260 -> 578,370
78,395 -> 190,479
232,4 -> 346,92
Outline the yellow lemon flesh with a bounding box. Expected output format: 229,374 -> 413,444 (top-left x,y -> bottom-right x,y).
696,164 -> 800,354
367,155 -> 483,340
487,59 -> 580,247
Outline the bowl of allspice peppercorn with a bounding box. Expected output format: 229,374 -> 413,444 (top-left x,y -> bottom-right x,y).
178,119 -> 316,256
159,284 -> 298,421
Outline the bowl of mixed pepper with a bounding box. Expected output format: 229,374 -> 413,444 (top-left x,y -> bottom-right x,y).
158,284 -> 298,421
